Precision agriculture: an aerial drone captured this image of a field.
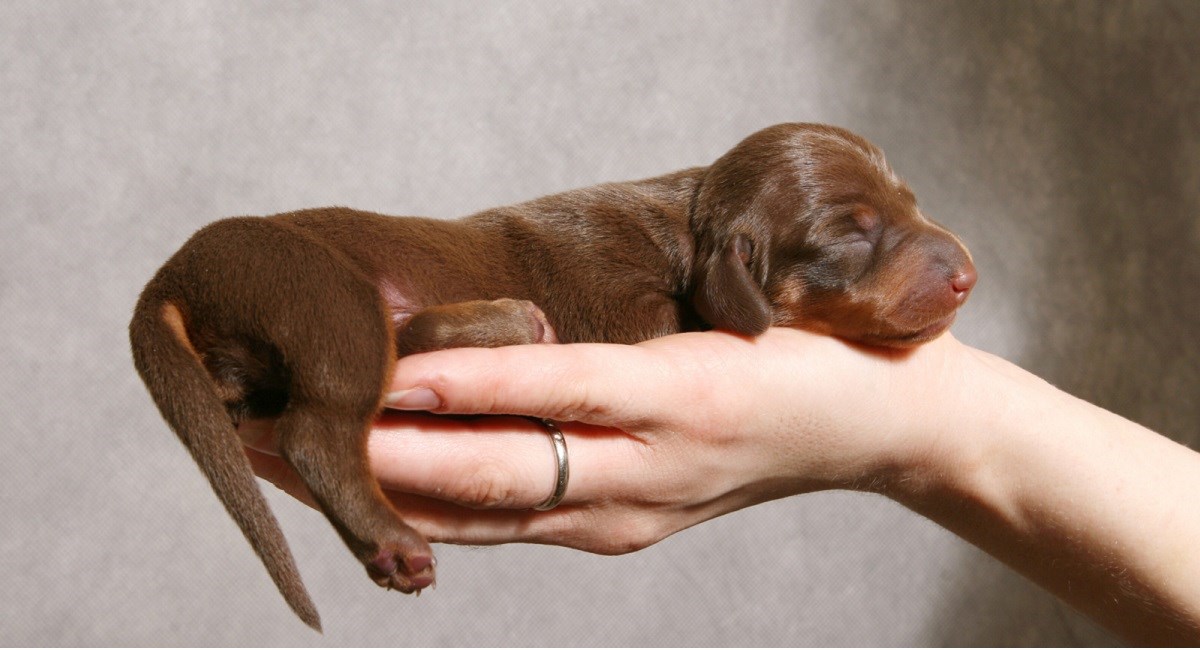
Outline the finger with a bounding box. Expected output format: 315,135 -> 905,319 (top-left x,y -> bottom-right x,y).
241,409 -> 645,509
245,422 -> 619,550
375,490 -> 592,549
245,447 -> 319,509
383,342 -> 684,428
245,447 -> 588,548
368,411 -> 644,510
239,418 -> 279,455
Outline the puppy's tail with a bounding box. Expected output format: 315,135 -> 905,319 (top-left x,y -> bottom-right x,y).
129,291 -> 322,632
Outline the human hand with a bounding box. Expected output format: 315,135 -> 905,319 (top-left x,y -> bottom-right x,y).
244,328 -> 969,554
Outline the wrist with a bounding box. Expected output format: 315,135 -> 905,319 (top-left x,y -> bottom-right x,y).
868,337 -> 1042,507
871,338 -> 1092,559
748,331 -> 978,499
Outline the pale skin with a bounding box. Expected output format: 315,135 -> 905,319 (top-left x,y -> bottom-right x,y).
244,329 -> 1200,644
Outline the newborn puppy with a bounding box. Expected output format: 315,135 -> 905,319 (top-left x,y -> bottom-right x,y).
129,123 -> 975,630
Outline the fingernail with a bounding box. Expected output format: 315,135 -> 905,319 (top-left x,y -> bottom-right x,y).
384,387 -> 441,411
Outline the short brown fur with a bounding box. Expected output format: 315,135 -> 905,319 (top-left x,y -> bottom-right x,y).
129,123 -> 975,630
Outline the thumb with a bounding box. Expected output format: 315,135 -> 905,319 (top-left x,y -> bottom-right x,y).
384,342 -> 678,428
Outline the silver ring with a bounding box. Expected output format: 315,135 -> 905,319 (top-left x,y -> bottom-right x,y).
532,418 -> 569,511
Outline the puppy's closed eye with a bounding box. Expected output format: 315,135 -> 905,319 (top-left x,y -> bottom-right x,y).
838,233 -> 875,256
846,210 -> 883,246
824,211 -> 878,268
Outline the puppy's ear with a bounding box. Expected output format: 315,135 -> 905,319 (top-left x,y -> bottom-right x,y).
692,234 -> 772,336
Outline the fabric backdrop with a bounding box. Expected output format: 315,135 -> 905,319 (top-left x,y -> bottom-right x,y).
3,1 -> 1197,645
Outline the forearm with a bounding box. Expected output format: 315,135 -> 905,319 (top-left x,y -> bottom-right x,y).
888,346 -> 1200,643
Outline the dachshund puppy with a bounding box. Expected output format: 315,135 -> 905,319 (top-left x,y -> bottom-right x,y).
129,123 -> 975,630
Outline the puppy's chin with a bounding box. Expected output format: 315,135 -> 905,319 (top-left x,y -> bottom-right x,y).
853,312 -> 958,349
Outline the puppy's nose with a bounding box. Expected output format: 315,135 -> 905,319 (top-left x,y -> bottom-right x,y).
951,262 -> 977,304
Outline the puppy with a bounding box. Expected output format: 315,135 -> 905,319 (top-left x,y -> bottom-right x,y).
129,123 -> 976,630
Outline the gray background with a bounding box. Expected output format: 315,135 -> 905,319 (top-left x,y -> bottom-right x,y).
3,1 -> 1197,645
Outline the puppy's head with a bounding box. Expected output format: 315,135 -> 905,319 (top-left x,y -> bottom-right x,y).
690,123 -> 976,348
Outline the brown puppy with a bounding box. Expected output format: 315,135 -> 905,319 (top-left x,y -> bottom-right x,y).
129,123 -> 975,631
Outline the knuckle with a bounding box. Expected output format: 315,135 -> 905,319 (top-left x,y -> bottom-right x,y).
445,456 -> 520,509
600,516 -> 665,555
540,349 -> 616,422
552,387 -> 609,423
418,353 -> 501,415
553,509 -> 665,555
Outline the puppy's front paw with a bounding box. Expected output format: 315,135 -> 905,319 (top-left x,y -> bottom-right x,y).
396,298 -> 558,354
501,298 -> 558,344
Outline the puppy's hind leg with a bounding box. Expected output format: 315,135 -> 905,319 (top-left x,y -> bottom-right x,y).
265,254 -> 436,593
274,406 -> 435,593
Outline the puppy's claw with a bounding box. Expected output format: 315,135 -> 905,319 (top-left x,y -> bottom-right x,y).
366,549 -> 437,594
